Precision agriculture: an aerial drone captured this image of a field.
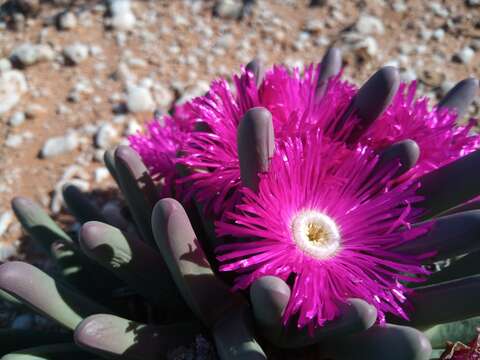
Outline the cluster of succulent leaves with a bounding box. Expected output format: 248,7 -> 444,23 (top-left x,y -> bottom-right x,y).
1,59 -> 480,359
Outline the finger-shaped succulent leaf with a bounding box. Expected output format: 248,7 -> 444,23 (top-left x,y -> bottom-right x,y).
338,66 -> 400,143
0,262 -> 109,330
103,148 -> 119,185
74,314 -> 199,360
0,288 -> 23,307
250,276 -> 377,348
395,210 -> 480,262
404,275 -> 480,329
51,242 -> 121,302
0,330 -> 70,357
421,251 -> 480,286
114,146 -> 159,248
213,305 -> 266,360
316,47 -> 342,97
79,221 -> 186,314
11,197 -> 119,297
245,58 -> 264,86
2,344 -> 87,360
416,149 -> 480,218
11,197 -> 73,252
238,107 -> 275,192
181,200 -> 219,266
152,198 -> 245,328
424,315 -> 480,349
175,164 -> 220,256
62,185 -> 107,225
440,200 -> 480,217
437,78 -> 479,119
321,324 -> 432,360
374,139 -> 420,178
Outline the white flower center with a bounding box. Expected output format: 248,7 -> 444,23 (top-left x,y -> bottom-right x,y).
291,210 -> 340,259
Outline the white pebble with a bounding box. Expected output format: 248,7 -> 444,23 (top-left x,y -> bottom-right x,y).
5,134 -> 23,148
356,14 -> 384,35
8,112 -> 26,127
41,132 -> 79,158
95,123 -> 118,149
108,0 -> 136,30
124,119 -> 141,135
126,86 -> 155,112
10,43 -> 55,67
94,167 -> 110,183
63,43 -> 89,65
58,11 -> 77,30
0,211 -> 13,237
214,0 -> 243,19
0,70 -> 28,115
456,47 -> 475,64
0,58 -> 12,72
432,28 -> 445,41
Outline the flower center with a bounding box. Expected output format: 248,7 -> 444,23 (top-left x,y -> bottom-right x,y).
291,210 -> 340,259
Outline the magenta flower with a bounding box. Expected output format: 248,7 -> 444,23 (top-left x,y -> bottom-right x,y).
129,110 -> 193,197
216,130 -> 432,330
178,65 -> 355,217
360,82 -> 480,176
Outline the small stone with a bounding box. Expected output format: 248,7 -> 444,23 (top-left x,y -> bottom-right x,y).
392,1 -> 407,12
432,28 -> 445,41
124,119 -> 141,135
467,0 -> 480,6
0,71 -> 29,115
314,35 -> 330,47
95,123 -> 118,149
126,86 -> 155,112
419,29 -> 432,40
108,0 -> 136,30
94,167 -> 110,183
0,58 -> 12,72
0,242 -> 16,261
439,80 -> 456,97
176,81 -> 210,105
63,43 -> 89,65
111,12 -> 136,31
429,2 -> 449,17
41,132 -> 79,158
115,32 -> 128,47
153,83 -> 174,110
356,14 -> 385,35
90,45 -> 103,57
58,11 -> 77,30
400,69 -> 417,83
5,134 -> 23,148
214,0 -> 244,19
346,35 -> 378,58
454,47 -> 475,64
10,43 -> 55,67
25,104 -> 47,119
216,34 -> 234,49
0,211 -> 13,237
304,19 -> 323,33
8,111 -> 26,127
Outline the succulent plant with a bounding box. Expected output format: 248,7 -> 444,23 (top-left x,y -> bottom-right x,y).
1,49 -> 480,360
